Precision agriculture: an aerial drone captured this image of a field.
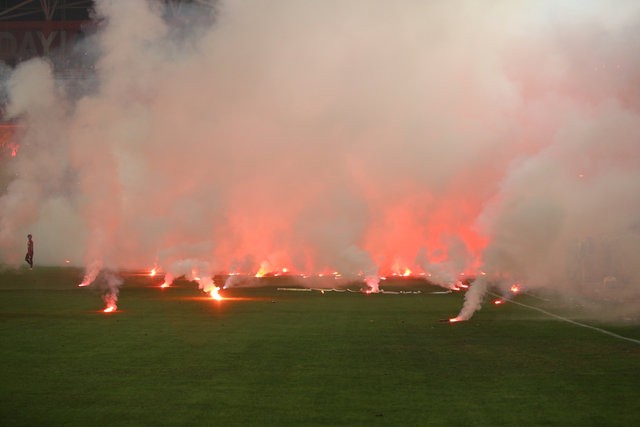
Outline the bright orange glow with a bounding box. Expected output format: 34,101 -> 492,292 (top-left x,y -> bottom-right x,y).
494,299 -> 503,305
282,267 -> 288,273
160,282 -> 170,288
149,268 -> 157,277
209,287 -> 223,301
403,268 -> 412,277
78,281 -> 90,287
103,305 -> 117,313
449,317 -> 462,323
510,283 -> 521,294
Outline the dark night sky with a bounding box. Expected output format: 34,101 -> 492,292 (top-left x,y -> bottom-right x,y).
0,1 -> 93,21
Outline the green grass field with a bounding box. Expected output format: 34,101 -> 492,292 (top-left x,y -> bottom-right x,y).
1,267 -> 639,426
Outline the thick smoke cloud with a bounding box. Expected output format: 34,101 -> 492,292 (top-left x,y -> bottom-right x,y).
1,0 -> 639,319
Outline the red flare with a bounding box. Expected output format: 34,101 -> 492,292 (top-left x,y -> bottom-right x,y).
209,287 -> 223,301
494,299 -> 504,305
103,305 -> 117,313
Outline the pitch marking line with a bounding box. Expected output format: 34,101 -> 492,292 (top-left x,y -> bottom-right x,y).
495,293 -> 640,345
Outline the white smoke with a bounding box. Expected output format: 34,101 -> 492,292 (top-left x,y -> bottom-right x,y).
0,0 -> 639,320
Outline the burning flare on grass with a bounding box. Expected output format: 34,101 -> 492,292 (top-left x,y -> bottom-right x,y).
255,261 -> 270,278
209,286 -> 223,301
451,279 -> 488,321
364,275 -> 381,293
9,142 -> 19,157
103,301 -> 117,313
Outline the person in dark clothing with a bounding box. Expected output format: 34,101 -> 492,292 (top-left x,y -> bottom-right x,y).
25,234 -> 34,269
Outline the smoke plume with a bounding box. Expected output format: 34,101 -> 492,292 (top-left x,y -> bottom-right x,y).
1,1 -> 639,320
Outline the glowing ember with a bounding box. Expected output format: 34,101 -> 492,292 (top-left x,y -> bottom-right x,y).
494,299 -> 504,305
402,268 -> 411,277
449,317 -> 462,323
282,267 -> 288,273
209,286 -> 223,301
510,283 -> 521,294
149,268 -> 157,277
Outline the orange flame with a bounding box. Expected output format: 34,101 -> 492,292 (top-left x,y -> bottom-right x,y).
402,268 -> 412,277
449,317 -> 463,323
149,268 -> 157,277
209,287 -> 223,301
494,299 -> 504,305
510,283 -> 521,294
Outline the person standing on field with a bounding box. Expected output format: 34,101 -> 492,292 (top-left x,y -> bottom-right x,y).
25,234 -> 34,269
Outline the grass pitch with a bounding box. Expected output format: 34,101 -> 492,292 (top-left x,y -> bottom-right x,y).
1,267 -> 639,426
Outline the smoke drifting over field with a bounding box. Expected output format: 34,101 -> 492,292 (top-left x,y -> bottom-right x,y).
1,0 -> 639,319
